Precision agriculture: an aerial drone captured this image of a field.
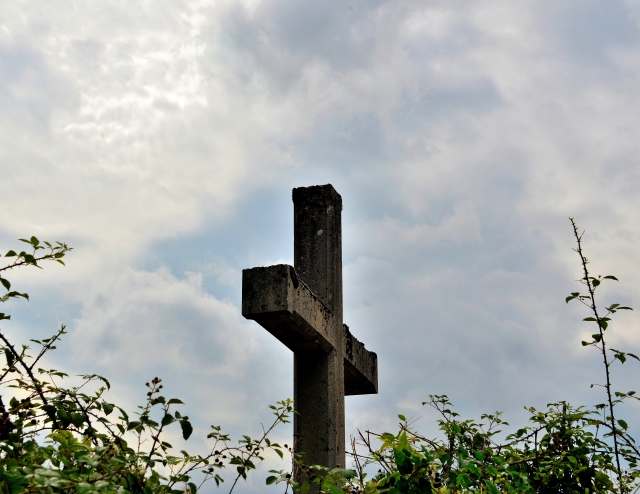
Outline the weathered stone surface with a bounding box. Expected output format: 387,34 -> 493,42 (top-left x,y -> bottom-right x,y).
292,185 -> 345,472
344,325 -> 378,396
241,184 -> 378,482
242,264 -> 336,353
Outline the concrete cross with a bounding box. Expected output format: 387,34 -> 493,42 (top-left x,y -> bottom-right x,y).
242,184 -> 378,476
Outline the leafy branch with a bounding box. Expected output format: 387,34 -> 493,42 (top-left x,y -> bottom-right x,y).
566,218 -> 636,483
0,236 -> 293,493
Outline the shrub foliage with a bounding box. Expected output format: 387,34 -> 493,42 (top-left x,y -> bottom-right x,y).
0,236 -> 293,493
272,220 -> 640,493
1,220 -> 639,493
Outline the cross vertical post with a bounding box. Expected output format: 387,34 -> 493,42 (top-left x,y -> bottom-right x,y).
293,185 -> 345,469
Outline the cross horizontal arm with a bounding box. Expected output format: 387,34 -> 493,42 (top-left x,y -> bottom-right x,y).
242,264 -> 337,353
344,325 -> 378,396
242,264 -> 378,396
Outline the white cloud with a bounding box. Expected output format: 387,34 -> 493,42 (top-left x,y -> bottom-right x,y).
3,1 -> 640,490
354,200 -> 482,253
72,266 -> 256,376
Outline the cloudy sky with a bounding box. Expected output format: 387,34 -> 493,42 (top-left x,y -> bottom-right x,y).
3,0 -> 640,491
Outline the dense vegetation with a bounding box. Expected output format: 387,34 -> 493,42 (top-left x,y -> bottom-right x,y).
1,220 -> 638,493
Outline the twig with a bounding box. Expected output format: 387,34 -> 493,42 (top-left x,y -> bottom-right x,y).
0,332 -> 60,429
570,218 -> 622,479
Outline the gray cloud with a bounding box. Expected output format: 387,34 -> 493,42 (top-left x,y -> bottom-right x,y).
3,0 -> 640,491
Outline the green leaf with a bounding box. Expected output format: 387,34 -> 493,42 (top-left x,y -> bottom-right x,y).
592,279 -> 601,287
4,348 -> 15,367
604,276 -> 619,281
180,419 -> 193,440
167,398 -> 184,405
398,414 -> 406,421
70,413 -> 85,427
81,373 -> 111,389
4,291 -> 29,301
4,250 -> 16,257
162,413 -> 175,426
393,448 -> 413,475
485,480 -> 500,494
566,292 -> 580,303
0,313 -> 10,321
583,317 -> 597,322
618,419 -> 629,430
456,473 -> 473,488
581,341 -> 590,346
127,421 -> 142,430
57,409 -> 71,427
331,468 -> 357,479
592,334 -> 602,343
0,278 -> 10,291
266,476 -> 278,485
188,482 -> 197,494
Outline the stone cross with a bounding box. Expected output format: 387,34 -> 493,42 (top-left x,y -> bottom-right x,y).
242,184 -> 378,475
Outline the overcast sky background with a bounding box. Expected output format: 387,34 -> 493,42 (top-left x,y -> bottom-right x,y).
2,0 -> 640,491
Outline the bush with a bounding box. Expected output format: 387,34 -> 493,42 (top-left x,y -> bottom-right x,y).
0,237 -> 293,493
271,220 -> 640,493
2,219 -> 639,493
